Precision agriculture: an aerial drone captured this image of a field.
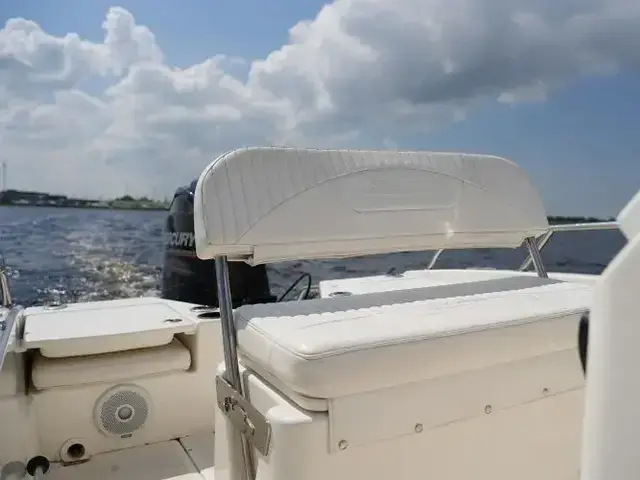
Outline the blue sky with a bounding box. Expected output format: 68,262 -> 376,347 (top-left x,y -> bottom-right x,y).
1,0 -> 638,217
0,0 -> 322,64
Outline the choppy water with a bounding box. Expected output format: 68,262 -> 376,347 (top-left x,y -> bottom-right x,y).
0,206 -> 626,307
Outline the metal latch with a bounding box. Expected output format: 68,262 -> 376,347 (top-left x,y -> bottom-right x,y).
216,375 -> 272,456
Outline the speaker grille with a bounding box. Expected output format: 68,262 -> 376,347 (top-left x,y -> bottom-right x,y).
94,385 -> 151,437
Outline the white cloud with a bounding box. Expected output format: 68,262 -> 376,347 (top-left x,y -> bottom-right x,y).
0,0 -> 638,198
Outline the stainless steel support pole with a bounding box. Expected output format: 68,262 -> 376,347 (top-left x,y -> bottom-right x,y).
215,256 -> 242,388
519,231 -> 553,272
523,237 -> 548,278
214,256 -> 256,480
427,249 -> 443,270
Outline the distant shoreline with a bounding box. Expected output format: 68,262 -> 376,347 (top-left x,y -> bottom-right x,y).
547,215 -> 615,224
0,203 -> 614,223
0,189 -> 170,212
0,203 -> 168,212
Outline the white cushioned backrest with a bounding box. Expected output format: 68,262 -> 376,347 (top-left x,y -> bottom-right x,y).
194,148 -> 549,264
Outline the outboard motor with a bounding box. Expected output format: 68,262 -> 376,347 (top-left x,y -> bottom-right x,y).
161,180 -> 276,307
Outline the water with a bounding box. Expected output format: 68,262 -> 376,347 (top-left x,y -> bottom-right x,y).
0,206 -> 626,307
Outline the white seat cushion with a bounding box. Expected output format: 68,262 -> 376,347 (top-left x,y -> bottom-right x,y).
32,338 -> 192,390
234,278 -> 592,399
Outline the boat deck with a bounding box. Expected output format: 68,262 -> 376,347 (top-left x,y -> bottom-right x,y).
46,433 -> 215,480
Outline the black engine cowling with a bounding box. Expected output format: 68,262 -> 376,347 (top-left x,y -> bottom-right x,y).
161,180 -> 275,307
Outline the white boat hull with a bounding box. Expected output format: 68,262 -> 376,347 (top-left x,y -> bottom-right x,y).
0,269 -> 593,479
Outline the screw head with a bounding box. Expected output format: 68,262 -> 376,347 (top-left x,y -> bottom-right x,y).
414,423 -> 423,433
542,388 -> 549,395
484,405 -> 492,414
338,440 -> 349,451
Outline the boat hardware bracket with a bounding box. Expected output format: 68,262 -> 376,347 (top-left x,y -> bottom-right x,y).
216,375 -> 272,456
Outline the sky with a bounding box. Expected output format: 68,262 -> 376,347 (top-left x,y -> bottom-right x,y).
0,0 -> 638,217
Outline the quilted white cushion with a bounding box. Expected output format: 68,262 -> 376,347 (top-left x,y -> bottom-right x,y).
234,278 -> 592,399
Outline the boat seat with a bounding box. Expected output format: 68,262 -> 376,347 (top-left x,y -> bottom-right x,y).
234,279 -> 593,400
32,338 -> 192,390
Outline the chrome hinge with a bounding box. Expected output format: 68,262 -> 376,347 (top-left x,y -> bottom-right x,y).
216,375 -> 272,456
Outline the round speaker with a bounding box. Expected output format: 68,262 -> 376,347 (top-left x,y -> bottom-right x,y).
93,384 -> 152,437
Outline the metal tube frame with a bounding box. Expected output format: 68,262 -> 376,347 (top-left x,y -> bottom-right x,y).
426,221 -> 619,274
518,221 -> 618,272
215,256 -> 256,480
523,237 -> 548,278
215,257 -> 242,388
427,249 -> 443,270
